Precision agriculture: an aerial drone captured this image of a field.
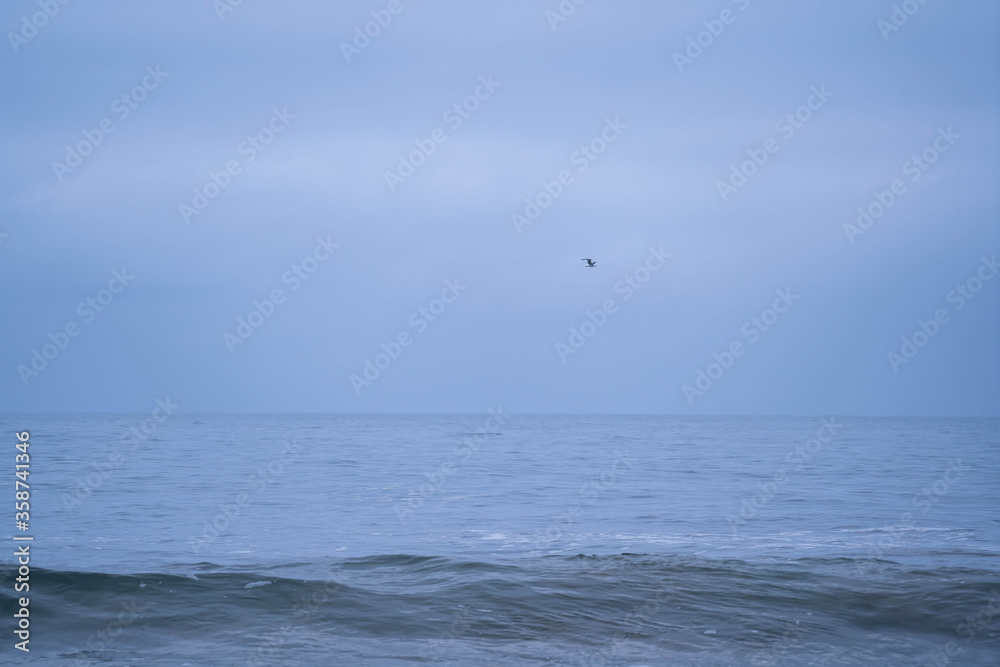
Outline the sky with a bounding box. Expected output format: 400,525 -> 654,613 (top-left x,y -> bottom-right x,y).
1,0 -> 997,415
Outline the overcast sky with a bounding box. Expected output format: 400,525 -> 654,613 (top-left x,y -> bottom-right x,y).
1,0 -> 997,415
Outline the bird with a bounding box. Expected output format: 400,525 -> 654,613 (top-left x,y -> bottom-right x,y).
581,258 -> 597,267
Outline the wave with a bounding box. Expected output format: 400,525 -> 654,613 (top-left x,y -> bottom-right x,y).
8,554 -> 1000,654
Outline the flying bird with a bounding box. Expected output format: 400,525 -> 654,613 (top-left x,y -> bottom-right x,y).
581,258 -> 597,267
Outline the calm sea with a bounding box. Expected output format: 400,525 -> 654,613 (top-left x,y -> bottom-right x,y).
1,414 -> 998,665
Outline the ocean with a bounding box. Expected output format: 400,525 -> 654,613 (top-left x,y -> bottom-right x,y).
1,414 -> 998,666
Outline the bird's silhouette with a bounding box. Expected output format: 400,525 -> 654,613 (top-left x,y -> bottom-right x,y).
581,258 -> 597,267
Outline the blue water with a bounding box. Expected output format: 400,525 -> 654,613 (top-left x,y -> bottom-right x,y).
2,414 -> 998,665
